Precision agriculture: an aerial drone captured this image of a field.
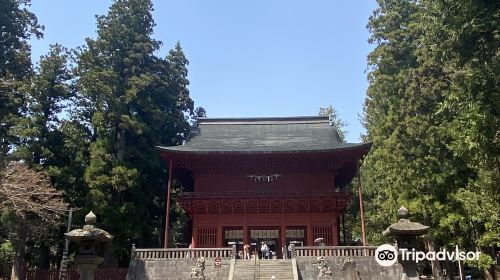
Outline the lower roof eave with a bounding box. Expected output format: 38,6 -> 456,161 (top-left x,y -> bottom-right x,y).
155,142 -> 372,157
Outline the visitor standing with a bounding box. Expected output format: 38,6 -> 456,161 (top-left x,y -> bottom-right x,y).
261,242 -> 270,259
282,245 -> 288,259
243,244 -> 250,260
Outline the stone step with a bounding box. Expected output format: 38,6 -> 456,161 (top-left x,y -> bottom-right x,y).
235,264 -> 291,267
233,259 -> 294,280
237,261 -> 291,264
236,265 -> 291,268
232,276 -> 292,280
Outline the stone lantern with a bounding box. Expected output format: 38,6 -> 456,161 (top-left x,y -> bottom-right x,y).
383,206 -> 429,280
65,211 -> 113,280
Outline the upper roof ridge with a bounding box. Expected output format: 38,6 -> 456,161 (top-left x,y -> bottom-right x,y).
198,116 -> 329,125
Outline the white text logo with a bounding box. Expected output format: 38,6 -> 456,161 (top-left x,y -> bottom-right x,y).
375,244 -> 481,267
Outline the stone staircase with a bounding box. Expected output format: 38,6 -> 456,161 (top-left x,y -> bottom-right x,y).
232,259 -> 294,280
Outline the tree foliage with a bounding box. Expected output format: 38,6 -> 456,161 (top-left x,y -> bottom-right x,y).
0,0 -> 43,163
12,44 -> 72,167
74,0 -> 194,265
362,0 -> 499,277
1,0 -> 199,271
319,105 -> 348,142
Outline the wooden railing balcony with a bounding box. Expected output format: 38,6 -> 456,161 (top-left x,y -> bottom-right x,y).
178,190 -> 353,214
180,189 -> 351,199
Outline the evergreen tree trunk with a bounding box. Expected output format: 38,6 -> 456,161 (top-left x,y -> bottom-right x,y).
481,247 -> 495,280
444,259 -> 454,280
10,233 -> 26,280
116,127 -> 125,161
39,243 -> 50,269
483,268 -> 494,280
425,239 -> 443,279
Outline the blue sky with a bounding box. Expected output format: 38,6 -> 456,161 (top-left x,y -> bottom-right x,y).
29,0 -> 377,142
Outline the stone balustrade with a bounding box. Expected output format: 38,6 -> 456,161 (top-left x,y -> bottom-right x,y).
132,247 -> 234,260
294,246 -> 377,257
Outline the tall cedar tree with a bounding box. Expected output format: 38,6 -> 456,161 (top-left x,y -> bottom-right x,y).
9,45 -> 78,269
364,0 -> 461,278
11,44 -> 87,209
74,0 -> 193,265
12,44 -> 71,167
416,1 -> 499,277
0,0 -> 43,163
363,0 -> 499,278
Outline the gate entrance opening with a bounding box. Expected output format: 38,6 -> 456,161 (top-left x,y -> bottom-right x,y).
250,228 -> 280,258
224,228 -> 243,256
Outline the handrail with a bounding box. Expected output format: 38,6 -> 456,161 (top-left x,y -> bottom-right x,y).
133,247 -> 234,259
294,246 -> 377,257
253,249 -> 259,280
228,245 -> 236,280
256,252 -> 260,280
291,257 -> 299,280
291,244 -> 299,280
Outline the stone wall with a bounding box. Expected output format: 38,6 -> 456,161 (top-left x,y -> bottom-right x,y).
125,256 -> 404,280
125,258 -> 231,280
296,256 -> 404,280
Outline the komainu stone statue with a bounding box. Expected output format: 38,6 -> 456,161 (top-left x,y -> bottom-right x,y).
317,256 -> 333,278
190,256 -> 205,279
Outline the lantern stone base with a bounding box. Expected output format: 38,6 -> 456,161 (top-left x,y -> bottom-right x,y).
74,255 -> 104,280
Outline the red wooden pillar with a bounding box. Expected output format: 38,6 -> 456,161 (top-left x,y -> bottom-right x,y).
191,216 -> 198,248
358,161 -> 367,246
332,215 -> 339,246
191,229 -> 197,248
163,159 -> 173,248
216,219 -> 223,247
280,221 -> 286,258
306,216 -> 313,246
243,223 -> 249,246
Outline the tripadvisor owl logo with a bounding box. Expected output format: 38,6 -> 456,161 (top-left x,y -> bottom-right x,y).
375,244 -> 398,267
375,244 -> 481,267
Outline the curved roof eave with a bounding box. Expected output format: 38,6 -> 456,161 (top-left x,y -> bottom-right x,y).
155,142 -> 372,156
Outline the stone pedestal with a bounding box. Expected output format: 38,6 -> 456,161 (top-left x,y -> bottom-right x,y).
74,255 -> 104,280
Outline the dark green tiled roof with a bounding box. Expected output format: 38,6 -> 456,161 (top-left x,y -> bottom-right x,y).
157,116 -> 370,154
